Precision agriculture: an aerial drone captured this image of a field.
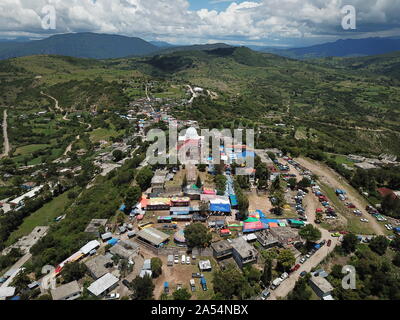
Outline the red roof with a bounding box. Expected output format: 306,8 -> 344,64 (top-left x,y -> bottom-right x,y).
377,188 -> 395,199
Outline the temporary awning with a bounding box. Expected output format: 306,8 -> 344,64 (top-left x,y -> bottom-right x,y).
209,203 -> 231,213
229,195 -> 238,206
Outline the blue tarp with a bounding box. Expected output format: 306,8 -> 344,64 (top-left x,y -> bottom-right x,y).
10,296 -> 21,300
164,282 -> 169,288
229,195 -> 238,206
261,218 -> 279,223
119,204 -> 126,212
237,151 -> 255,159
201,277 -> 207,285
256,210 -> 266,218
209,203 -> 231,213
107,238 -> 119,246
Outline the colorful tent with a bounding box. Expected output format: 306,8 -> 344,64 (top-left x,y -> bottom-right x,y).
245,217 -> 259,223
174,229 -> 186,243
243,221 -> 267,233
269,222 -> 279,228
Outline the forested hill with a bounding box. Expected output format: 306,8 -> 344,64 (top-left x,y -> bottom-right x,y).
0,33 -> 159,60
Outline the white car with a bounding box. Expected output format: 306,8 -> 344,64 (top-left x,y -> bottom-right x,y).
181,255 -> 186,264
186,256 -> 191,265
280,272 -> 289,281
106,293 -> 120,300
360,218 -> 369,223
174,255 -> 179,264
300,257 -> 306,264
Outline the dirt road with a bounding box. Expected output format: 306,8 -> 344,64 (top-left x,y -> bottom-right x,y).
1,109 -> 10,158
269,173 -> 340,300
41,91 -> 64,112
296,157 -> 384,235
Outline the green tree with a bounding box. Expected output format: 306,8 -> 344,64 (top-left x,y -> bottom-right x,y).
125,186 -> 142,210
112,150 -> 124,162
136,167 -> 154,191
61,262 -> 87,283
173,288 -> 192,300
297,178 -> 311,189
196,175 -> 202,189
369,236 -> 390,256
184,223 -> 212,248
287,276 -> 312,300
212,265 -> 246,299
277,249 -> 295,272
299,224 -> 321,243
151,257 -> 163,278
342,233 -> 358,253
11,270 -> 31,293
261,258 -> 273,287
131,274 -> 154,300
393,252 -> 400,267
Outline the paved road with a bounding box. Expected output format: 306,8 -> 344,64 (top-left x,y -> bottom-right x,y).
1,109 -> 9,158
1,253 -> 32,288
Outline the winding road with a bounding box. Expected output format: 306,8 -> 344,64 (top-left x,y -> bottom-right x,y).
1,109 -> 10,158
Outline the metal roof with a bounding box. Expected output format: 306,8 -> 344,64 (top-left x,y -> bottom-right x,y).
137,227 -> 169,246
87,273 -> 119,296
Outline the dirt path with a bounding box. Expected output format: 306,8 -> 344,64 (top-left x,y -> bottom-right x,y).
1,109 -> 10,158
296,157 -> 384,236
41,91 -> 64,112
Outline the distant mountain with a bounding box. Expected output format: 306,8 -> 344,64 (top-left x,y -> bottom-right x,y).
156,43 -> 233,55
149,40 -> 175,48
262,37 -> 400,59
0,33 -> 159,60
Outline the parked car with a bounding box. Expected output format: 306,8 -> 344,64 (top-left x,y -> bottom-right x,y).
186,256 -> 191,265
280,272 -> 289,281
360,218 -> 369,223
192,273 -> 204,278
181,255 -> 186,265
291,264 -> 301,273
299,257 -> 306,264
261,290 -> 270,300
331,233 -> 341,237
122,280 -> 131,289
300,271 -> 307,278
174,255 -> 179,264
327,240 -> 332,247
106,293 -> 120,300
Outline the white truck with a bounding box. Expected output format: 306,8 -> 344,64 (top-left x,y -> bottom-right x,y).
271,278 -> 283,290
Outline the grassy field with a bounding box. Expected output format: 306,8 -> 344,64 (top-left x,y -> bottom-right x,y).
320,183 -> 375,235
6,189 -> 76,245
14,144 -> 50,156
90,127 -> 122,143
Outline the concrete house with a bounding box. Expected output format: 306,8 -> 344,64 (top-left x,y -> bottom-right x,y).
51,281 -> 82,301
211,240 -> 233,260
309,275 -> 334,299
231,237 -> 258,269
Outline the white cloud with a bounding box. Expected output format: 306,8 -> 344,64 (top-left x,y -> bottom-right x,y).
0,0 -> 399,45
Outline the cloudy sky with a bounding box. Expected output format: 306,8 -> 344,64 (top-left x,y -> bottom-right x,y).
1,0 -> 400,47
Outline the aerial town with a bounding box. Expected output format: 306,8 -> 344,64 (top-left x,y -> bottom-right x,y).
1,84 -> 399,302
